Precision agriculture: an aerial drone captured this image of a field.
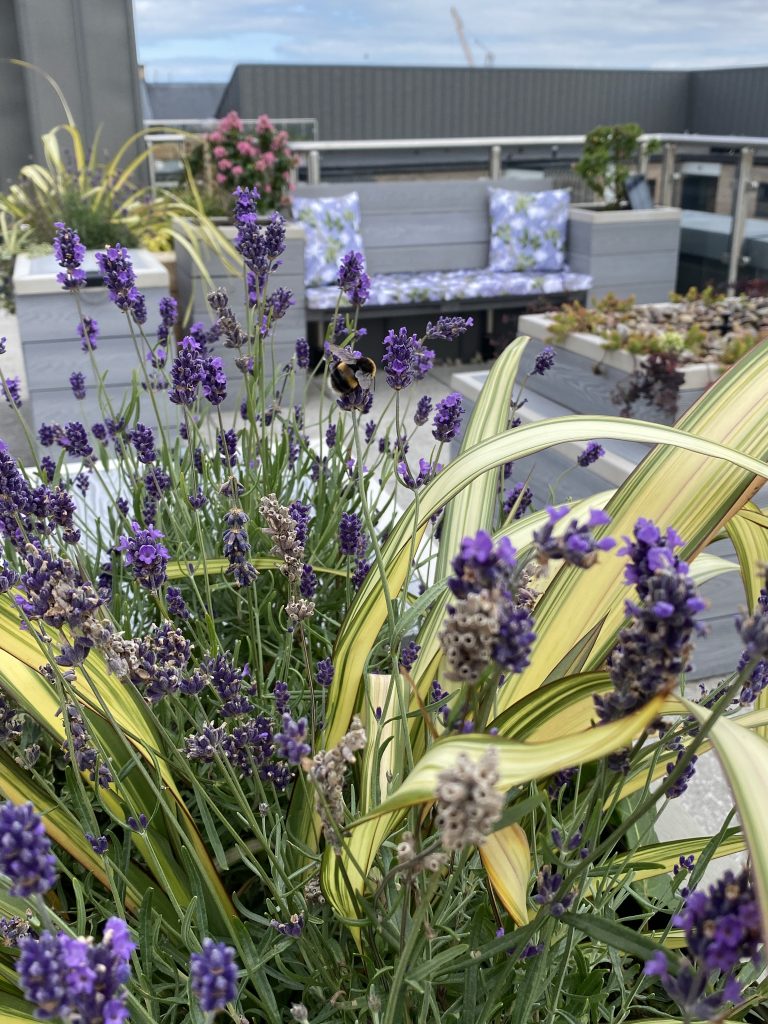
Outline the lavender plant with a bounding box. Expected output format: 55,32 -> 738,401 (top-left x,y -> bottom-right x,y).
0,187 -> 766,1024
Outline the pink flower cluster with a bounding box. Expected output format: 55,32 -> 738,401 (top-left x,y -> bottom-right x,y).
204,110 -> 297,211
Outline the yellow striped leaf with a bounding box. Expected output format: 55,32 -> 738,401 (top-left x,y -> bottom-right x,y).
683,697 -> 768,949
481,824 -> 530,926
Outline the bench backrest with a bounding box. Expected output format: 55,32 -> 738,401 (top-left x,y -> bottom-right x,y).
294,178 -> 551,275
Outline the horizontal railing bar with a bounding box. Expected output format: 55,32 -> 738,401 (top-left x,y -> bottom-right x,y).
142,124 -> 768,153
288,132 -> 768,153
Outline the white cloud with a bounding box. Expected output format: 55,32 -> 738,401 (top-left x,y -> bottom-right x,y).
133,0 -> 768,81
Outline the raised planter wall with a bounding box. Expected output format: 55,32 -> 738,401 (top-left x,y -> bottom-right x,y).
517,311 -> 720,423
13,249 -> 172,436
567,206 -> 682,304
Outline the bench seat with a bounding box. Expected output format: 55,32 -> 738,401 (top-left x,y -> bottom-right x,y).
306,267 -> 592,310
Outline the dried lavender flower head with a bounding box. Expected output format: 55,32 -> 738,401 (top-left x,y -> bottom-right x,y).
308,716 -> 367,852
435,748 -> 503,851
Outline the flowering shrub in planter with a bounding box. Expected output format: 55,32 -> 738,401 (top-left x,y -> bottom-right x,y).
190,111 -> 298,216
1,186 -> 768,1023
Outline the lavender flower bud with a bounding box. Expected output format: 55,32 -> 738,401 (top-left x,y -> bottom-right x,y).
432,392 -> 464,443
413,395 -> 432,426
577,441 -> 605,467
295,338 -> 310,369
425,316 -> 473,341
533,346 -> 556,375
190,939 -> 239,1013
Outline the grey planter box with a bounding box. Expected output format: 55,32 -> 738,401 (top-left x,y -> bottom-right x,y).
568,206 -> 682,304
13,249 -> 171,437
517,311 -> 721,425
175,221 -> 307,377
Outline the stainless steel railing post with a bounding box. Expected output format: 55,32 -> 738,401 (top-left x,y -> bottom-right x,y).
489,144 -> 502,180
659,142 -> 677,207
727,146 -> 755,296
307,149 -> 321,185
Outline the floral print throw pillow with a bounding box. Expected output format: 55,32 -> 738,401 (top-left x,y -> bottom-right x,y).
488,188 -> 570,273
291,192 -> 366,286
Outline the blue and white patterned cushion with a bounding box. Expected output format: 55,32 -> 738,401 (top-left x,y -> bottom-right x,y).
306,268 -> 592,309
291,192 -> 365,287
488,188 -> 570,273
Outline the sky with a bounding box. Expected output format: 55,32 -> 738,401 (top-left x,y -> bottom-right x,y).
133,0 -> 768,82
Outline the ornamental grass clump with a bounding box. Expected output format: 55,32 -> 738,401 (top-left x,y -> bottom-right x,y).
1,183 -> 768,1024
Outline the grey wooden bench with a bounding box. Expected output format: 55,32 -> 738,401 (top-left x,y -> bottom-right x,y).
294,179 -> 592,348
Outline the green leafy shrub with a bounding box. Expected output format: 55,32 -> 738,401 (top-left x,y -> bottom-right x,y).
573,123 -> 650,209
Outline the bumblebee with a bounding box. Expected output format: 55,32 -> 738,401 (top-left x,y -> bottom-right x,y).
327,342 -> 376,397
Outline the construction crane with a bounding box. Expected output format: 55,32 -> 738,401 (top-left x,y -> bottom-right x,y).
450,6 -> 475,66
450,6 -> 495,67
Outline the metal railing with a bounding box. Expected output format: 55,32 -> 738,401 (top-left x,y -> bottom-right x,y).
142,123 -> 768,295
291,132 -> 768,295
143,117 -> 319,141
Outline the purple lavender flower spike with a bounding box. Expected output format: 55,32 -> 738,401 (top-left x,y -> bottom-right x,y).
300,563 -> 317,598
382,328 -> 417,391
69,371 -> 86,400
412,340 -> 435,380
432,392 -> 464,443
339,512 -> 364,557
398,457 -> 442,489
2,377 -> 22,408
202,356 -> 227,405
337,251 -> 370,306
275,713 -> 311,764
77,316 -> 99,351
533,346 -> 556,375
644,866 -> 759,1019
595,518 -> 705,723
94,244 -> 146,325
168,335 -> 203,406
414,395 -> 432,426
117,521 -> 169,590
270,913 -> 304,938
0,801 -> 58,897
190,938 -> 239,1013
503,482 -> 533,520
156,296 -> 178,344
533,506 -> 615,569
295,337 -> 310,368
577,441 -> 605,467
400,641 -> 421,670
53,222 -> 86,290
316,658 -> 334,688
58,422 -> 93,460
130,423 -> 156,464
425,316 -> 474,341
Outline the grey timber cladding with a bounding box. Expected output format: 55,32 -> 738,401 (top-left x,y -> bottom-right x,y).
0,0 -> 33,187
0,0 -> 144,185
688,66 -> 768,136
219,64 -> 690,139
144,83 -> 226,120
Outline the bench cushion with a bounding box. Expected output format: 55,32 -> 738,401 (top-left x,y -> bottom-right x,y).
488,188 -> 570,273
291,192 -> 365,286
305,267 -> 592,309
